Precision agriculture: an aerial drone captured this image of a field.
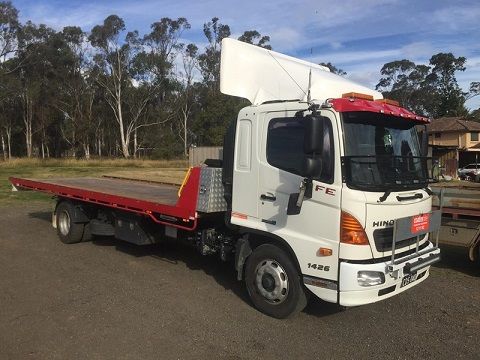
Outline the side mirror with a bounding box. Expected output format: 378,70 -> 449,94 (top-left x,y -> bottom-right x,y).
288,115 -> 327,216
304,115 -> 325,154
303,155 -> 322,178
303,115 -> 326,179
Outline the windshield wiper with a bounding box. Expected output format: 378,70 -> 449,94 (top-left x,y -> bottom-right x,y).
377,190 -> 391,203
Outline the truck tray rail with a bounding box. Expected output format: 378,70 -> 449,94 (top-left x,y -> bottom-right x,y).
431,184 -> 480,217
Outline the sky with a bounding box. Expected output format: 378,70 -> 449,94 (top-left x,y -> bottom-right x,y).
13,0 -> 480,110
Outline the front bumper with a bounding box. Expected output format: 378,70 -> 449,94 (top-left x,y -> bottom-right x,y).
338,241 -> 440,306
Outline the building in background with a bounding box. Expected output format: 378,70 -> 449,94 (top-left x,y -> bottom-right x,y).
427,117 -> 480,177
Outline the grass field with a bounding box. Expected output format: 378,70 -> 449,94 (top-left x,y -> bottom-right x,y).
0,158 -> 188,205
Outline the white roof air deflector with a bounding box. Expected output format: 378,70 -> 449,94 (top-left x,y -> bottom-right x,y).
220,38 -> 382,105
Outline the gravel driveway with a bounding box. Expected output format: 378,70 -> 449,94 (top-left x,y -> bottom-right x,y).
0,204 -> 478,359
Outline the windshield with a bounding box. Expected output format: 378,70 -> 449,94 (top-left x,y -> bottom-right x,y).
342,112 -> 428,191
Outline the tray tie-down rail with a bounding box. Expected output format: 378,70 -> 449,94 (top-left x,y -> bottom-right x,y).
387,189 -> 444,279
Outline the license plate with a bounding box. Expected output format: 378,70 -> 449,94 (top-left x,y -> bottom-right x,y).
400,273 -> 418,288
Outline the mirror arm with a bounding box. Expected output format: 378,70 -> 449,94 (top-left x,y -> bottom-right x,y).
296,180 -> 306,208
295,178 -> 313,208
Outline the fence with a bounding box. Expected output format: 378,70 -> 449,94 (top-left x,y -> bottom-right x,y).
188,146 -> 223,167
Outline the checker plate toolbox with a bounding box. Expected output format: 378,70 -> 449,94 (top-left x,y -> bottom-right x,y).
196,167 -> 228,213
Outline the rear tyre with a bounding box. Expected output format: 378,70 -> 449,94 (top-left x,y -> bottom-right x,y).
56,201 -> 85,244
245,244 -> 308,319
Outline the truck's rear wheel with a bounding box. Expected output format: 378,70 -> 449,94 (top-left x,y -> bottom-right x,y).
56,201 -> 86,244
245,244 -> 308,318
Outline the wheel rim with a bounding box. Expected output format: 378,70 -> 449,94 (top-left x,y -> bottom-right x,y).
58,210 -> 71,236
254,259 -> 289,304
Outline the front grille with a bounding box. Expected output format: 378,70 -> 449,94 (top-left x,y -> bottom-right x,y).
373,227 -> 423,252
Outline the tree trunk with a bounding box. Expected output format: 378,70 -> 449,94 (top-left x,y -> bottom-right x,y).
98,136 -> 102,157
133,128 -> 138,159
25,124 -> 32,158
1,133 -> 6,161
6,127 -> 11,160
116,95 -> 130,158
184,112 -> 188,157
41,141 -> 45,159
23,94 -> 33,158
71,129 -> 76,156
83,142 -> 90,160
120,136 -> 129,158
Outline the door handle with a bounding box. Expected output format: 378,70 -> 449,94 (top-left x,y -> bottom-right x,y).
260,193 -> 276,201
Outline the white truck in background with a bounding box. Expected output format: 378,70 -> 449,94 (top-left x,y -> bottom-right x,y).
10,39 -> 441,318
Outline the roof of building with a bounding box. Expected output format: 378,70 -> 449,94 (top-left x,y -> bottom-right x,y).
427,117 -> 480,133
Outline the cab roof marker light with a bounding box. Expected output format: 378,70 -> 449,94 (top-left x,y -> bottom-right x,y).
342,92 -> 374,101
374,98 -> 400,107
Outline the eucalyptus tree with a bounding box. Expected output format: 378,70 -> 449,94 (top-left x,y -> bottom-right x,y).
319,62 -> 346,76
127,17 -> 191,157
376,59 -> 433,115
177,43 -> 198,156
0,1 -> 19,65
376,54 -> 469,118
141,17 -> 190,81
57,26 -> 99,158
198,17 -> 230,91
193,20 -> 276,146
238,30 -> 271,50
468,82 -> 480,100
0,1 -> 20,159
89,15 -> 138,158
427,53 -> 467,117
15,21 -> 58,157
0,71 -> 21,159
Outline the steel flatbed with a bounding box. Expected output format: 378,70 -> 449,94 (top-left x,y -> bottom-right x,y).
9,167 -> 201,231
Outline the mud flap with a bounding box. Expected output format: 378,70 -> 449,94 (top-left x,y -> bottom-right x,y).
235,236 -> 252,281
469,235 -> 480,261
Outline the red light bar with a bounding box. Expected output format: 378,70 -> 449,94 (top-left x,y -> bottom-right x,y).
329,98 -> 430,123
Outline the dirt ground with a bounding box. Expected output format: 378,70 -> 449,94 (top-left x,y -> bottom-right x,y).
0,203 -> 479,360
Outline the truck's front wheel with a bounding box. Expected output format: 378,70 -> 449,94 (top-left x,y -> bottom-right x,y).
245,244 -> 308,318
56,201 -> 86,244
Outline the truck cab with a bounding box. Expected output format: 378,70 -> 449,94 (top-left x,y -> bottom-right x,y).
220,38 -> 440,316
225,97 -> 436,307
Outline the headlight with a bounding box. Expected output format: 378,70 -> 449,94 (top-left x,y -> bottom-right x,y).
357,271 -> 385,287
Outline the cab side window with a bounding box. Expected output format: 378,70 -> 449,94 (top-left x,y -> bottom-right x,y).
266,117 -> 334,183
